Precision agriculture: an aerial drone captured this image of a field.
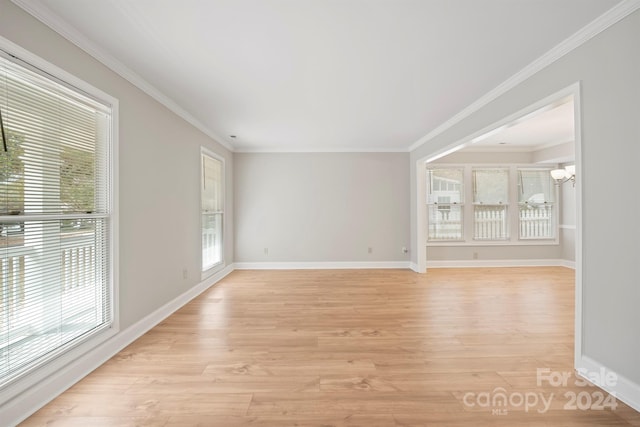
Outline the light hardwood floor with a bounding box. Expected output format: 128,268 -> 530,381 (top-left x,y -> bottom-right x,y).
21,268 -> 640,426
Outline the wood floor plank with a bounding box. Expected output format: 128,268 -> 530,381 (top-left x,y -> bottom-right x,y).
20,267 -> 640,426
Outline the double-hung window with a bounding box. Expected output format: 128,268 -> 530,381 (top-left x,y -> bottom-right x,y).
518,168 -> 555,239
472,168 -> 509,240
0,51 -> 113,387
426,165 -> 557,244
201,149 -> 224,275
427,168 -> 464,241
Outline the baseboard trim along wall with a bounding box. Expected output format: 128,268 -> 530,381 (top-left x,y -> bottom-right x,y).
3,264 -> 235,427
234,261 -> 412,270
577,355 -> 640,413
427,259 -> 576,269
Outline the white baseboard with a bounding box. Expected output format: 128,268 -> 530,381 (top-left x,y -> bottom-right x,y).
409,262 -> 420,273
577,355 -> 640,413
426,258 -> 575,268
3,264 -> 235,427
234,261 -> 411,270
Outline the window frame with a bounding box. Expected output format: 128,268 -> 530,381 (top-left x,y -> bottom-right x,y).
0,39 -> 119,404
426,164 -> 559,247
517,167 -> 557,240
472,167 -> 510,241
426,167 -> 465,242
200,147 -> 225,279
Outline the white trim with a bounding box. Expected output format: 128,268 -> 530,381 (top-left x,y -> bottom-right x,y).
108,78 -> 121,344
0,264 -> 235,427
427,240 -> 560,247
234,261 -> 411,270
13,0 -> 639,155
416,83 -> 583,367
0,34 -> 121,422
234,146 -> 408,154
416,163 -> 427,273
560,259 -> 576,269
573,83 -> 584,369
10,0 -> 234,152
559,224 -> 577,230
426,259 -> 572,268
200,147 -> 226,281
0,35 -> 117,110
418,85 -> 581,169
409,262 -> 420,273
424,163 -> 562,247
577,355 -> 640,413
408,0 -> 640,153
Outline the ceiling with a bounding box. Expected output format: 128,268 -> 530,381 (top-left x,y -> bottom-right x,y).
21,0 -> 621,152
466,98 -> 575,152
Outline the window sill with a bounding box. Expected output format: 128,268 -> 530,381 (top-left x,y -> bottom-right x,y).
427,239 -> 559,247
201,262 -> 225,281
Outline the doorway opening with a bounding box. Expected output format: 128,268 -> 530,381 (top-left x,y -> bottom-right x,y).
415,82 -> 582,366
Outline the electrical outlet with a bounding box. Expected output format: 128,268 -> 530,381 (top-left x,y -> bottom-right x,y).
182,268 -> 188,279
264,247 -> 269,255
368,247 -> 373,254
473,252 -> 478,260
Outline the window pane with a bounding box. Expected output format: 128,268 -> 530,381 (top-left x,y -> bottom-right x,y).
428,205 -> 463,240
474,205 -> 508,240
518,169 -> 555,239
518,169 -> 554,204
1,218 -> 108,382
202,213 -> 222,269
519,205 -> 555,239
473,169 -> 508,204
427,168 -> 463,204
0,58 -> 108,216
201,152 -> 223,272
473,169 -> 508,240
0,54 -> 111,387
202,156 -> 223,212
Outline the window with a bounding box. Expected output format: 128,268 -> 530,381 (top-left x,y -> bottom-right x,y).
518,169 -> 555,239
0,52 -> 113,387
473,168 -> 509,240
426,165 -> 557,245
201,150 -> 224,273
427,168 -> 463,240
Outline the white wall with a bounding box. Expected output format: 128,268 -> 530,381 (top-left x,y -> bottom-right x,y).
0,0 -> 233,408
234,152 -> 410,264
411,9 -> 640,390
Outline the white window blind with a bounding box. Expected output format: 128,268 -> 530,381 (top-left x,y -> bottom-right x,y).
0,53 -> 112,387
201,151 -> 223,272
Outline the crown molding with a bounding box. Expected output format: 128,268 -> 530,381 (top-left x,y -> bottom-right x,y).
233,146 -> 409,154
12,0 -> 640,155
11,0 -> 235,152
408,0 -> 640,153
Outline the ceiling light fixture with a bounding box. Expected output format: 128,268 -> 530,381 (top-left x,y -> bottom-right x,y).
551,164 -> 575,186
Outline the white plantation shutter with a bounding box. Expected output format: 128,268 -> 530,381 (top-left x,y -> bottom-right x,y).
201,150 -> 223,272
0,53 -> 112,387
